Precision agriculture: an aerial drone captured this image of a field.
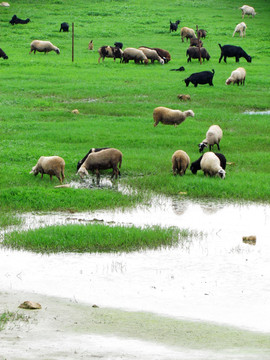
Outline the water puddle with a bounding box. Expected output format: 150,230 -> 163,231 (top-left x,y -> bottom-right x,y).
243,110 -> 270,115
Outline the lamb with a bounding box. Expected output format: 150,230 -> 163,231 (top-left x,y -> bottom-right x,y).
30,156 -> 65,183
98,46 -> 123,63
226,67 -> 246,85
190,153 -> 226,174
200,152 -> 226,179
177,94 -> 190,101
180,27 -> 196,42
139,46 -> 171,63
0,2 -> 10,6
88,40 -> 94,50
60,22 -> 69,32
153,107 -> 194,127
240,5 -> 256,18
190,38 -> 203,47
172,150 -> 190,176
197,29 -> 207,38
170,66 -> 185,71
184,69 -> 215,87
9,15 -> 30,25
198,125 -> 223,153
170,20 -> 180,32
218,44 -> 251,63
77,147 -> 110,171
138,47 -> 164,64
186,47 -> 210,62
0,48 -> 8,60
29,40 -> 60,55
122,48 -> 148,64
114,42 -> 123,49
77,148 -> 122,180
232,22 -> 247,37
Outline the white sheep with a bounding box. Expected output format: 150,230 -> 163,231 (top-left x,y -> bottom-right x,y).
29,40 -> 60,55
138,47 -> 164,64
233,22 -> 247,37
226,67 -> 246,86
172,150 -> 190,176
153,107 -> 194,127
30,156 -> 65,183
200,152 -> 226,179
0,2 -> 10,6
122,48 -> 149,64
240,5 -> 256,18
180,27 -> 196,42
198,125 -> 223,152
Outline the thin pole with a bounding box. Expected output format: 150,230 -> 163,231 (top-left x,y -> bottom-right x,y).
196,24 -> 202,65
72,22 -> 74,62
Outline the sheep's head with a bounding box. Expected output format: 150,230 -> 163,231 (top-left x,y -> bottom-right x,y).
144,59 -> 149,65
55,48 -> 60,55
226,78 -> 232,85
218,169 -> 226,179
186,110 -> 195,117
198,142 -> 207,153
30,166 -> 38,176
246,55 -> 252,63
77,166 -> 89,178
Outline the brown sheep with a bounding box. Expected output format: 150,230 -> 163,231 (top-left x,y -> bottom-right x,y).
172,150 -> 190,176
153,107 -> 194,127
30,156 -> 65,183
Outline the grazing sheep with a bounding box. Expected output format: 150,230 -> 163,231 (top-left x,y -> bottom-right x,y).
218,44 -> 251,63
170,66 -> 185,71
0,2 -> 10,6
139,46 -> 171,63
186,47 -> 210,62
180,27 -> 196,42
30,156 -> 65,183
177,94 -> 190,101
190,38 -> 203,47
10,15 -> 30,25
0,48 -> 8,60
153,107 -> 194,127
114,42 -> 123,49
88,40 -> 94,50
77,148 -> 122,180
30,40 -> 60,55
122,48 -> 149,64
198,125 -> 223,153
172,150 -> 190,176
170,20 -> 180,32
77,147 -> 110,171
190,153 -> 226,174
233,22 -> 247,37
197,29 -> 207,38
98,46 -> 123,63
200,152 -> 226,179
240,5 -> 256,18
60,22 -> 69,32
226,67 -> 246,85
184,69 -> 215,87
138,47 -> 164,64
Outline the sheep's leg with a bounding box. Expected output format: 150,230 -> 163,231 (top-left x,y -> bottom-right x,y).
217,144 -> 220,150
236,57 -> 239,62
218,54 -> 223,63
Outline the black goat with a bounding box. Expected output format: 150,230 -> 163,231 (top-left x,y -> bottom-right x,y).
219,44 -> 252,63
184,69 -> 215,87
170,20 -> 180,32
0,48 -> 8,60
60,22 -> 69,32
9,15 -> 30,25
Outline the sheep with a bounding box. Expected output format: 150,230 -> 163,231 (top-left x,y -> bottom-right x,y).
186,47 -> 210,62
122,48 -> 149,64
77,148 -> 122,181
190,153 -> 226,174
190,38 -> 203,47
10,15 -> 30,25
226,67 -> 246,86
60,22 -> 69,32
0,48 -> 8,60
240,5 -> 256,18
198,125 -> 223,153
30,156 -> 65,183
29,40 -> 60,55
170,20 -> 180,32
197,29 -> 207,38
139,46 -> 171,63
172,150 -> 190,176
170,66 -> 185,71
0,2 -> 10,6
218,44 -> 251,63
180,27 -> 196,42
98,46 -> 123,63
77,147 -> 110,171
233,22 -> 247,37
177,94 -> 190,101
138,47 -> 164,64
88,40 -> 94,50
153,107 -> 194,127
114,42 -> 123,49
184,69 -> 215,87
200,152 -> 226,179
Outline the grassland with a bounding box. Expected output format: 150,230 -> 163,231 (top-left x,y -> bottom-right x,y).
1,0 -> 270,220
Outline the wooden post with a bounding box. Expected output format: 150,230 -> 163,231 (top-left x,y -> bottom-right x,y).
72,22 -> 74,62
196,24 -> 202,65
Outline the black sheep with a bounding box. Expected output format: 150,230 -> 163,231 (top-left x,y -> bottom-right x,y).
218,44 -> 252,63
114,42 -> 123,49
170,20 -> 180,32
190,153 -> 226,174
0,48 -> 8,59
9,15 -> 30,25
60,22 -> 69,32
77,148 -> 110,171
184,69 -> 215,87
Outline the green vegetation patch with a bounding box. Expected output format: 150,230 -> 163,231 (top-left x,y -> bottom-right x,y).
0,311 -> 29,331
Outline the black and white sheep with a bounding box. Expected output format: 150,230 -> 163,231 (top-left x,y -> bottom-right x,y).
200,152 -> 226,179
9,15 -> 30,25
29,40 -> 60,55
198,125 -> 223,153
170,20 -> 180,32
138,47 -> 164,64
0,48 -> 8,60
226,67 -> 246,85
186,47 -> 210,62
240,5 -> 256,18
77,148 -> 122,180
114,42 -> 123,49
60,22 -> 69,32
153,107 -> 194,127
180,27 -> 196,42
232,22 -> 247,37
77,147 -> 110,171
190,153 -> 226,174
30,156 -> 65,183
122,48 -> 149,64
98,46 -> 123,63
172,150 -> 190,176
218,44 -> 251,63
184,69 -> 215,87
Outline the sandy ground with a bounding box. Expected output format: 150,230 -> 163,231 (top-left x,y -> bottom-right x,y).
1,290 -> 270,360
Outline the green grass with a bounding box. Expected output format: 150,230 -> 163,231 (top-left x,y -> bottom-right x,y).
0,311 -> 29,331
0,0 -> 270,221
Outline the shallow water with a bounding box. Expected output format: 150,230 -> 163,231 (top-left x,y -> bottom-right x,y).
243,110 -> 270,115
1,189 -> 269,334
